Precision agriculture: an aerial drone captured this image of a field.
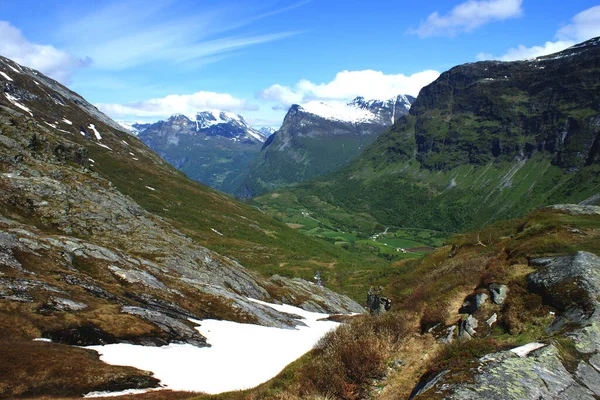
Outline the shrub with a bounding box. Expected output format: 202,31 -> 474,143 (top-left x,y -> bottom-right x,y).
299,315 -> 403,399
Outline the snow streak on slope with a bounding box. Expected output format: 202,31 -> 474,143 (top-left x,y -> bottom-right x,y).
86,299 -> 341,394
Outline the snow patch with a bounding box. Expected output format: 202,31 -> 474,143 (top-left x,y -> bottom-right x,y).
86,300 -> 340,394
43,121 -> 57,129
62,118 -> 72,125
7,63 -> 20,74
96,143 -> 112,151
510,342 -> 546,357
4,93 -> 33,116
0,71 -> 13,81
145,186 -> 155,191
88,158 -> 95,163
33,338 -> 52,342
88,124 -> 102,140
85,388 -> 160,398
211,228 -> 224,236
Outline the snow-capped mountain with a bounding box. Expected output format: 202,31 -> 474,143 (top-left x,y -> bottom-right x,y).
118,121 -> 152,135
300,94 -> 413,125
136,111 -> 268,193
258,126 -> 277,137
234,95 -> 414,197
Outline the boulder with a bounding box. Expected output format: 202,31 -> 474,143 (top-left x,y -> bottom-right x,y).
458,315 -> 478,340
528,252 -> 600,322
412,344 -> 596,399
489,284 -> 509,305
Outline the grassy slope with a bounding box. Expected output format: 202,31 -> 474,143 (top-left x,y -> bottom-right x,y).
254,127 -> 600,235
190,207 -> 600,399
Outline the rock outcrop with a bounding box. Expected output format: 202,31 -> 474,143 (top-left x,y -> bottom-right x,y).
413,250 -> 600,399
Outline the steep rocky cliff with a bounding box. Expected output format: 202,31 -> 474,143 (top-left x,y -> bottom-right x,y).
254,38 -> 600,234
235,95 -> 413,197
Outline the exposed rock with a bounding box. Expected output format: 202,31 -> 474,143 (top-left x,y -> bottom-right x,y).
590,353 -> 600,371
45,323 -> 119,346
458,314 -> 478,340
486,313 -> 498,327
62,274 -> 121,302
460,292 -> 488,314
440,325 -> 456,344
529,252 -> 600,322
121,306 -> 207,347
108,265 -> 168,291
270,275 -> 365,315
489,283 -> 509,305
0,232 -> 23,270
409,370 -> 449,399
0,277 -> 65,303
413,345 -> 596,399
42,296 -> 88,312
549,204 -> 600,215
575,361 -> 600,396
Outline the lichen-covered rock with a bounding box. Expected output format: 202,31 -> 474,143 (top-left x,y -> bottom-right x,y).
529,252 -> 600,327
414,345 -> 596,399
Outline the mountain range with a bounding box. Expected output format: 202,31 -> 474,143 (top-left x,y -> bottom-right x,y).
235,94 -> 414,197
133,111 -> 268,192
1,36 -> 600,400
256,37 -> 600,234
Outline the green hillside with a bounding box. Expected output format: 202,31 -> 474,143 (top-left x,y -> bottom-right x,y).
252,39 -> 600,235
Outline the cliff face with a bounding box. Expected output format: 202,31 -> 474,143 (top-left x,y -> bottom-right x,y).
235,95 -> 412,197
137,112 -> 267,193
410,37 -> 600,170
254,38 -> 600,234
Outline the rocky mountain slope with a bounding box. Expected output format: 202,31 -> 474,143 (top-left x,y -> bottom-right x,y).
254,37 -> 600,234
135,112 -> 268,193
0,55 -> 364,397
235,95 -> 413,197
217,205 -> 600,400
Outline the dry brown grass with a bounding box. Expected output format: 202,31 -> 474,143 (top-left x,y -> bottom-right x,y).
0,338 -> 159,398
296,313 -> 412,399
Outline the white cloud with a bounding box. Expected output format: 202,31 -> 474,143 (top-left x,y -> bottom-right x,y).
97,91 -> 258,120
479,5 -> 600,61
556,5 -> 600,41
258,69 -> 441,108
0,21 -> 90,83
409,0 -> 523,38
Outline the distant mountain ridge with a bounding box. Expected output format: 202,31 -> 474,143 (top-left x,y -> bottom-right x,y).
234,94 -> 414,197
136,111 -> 269,193
254,37 -> 600,234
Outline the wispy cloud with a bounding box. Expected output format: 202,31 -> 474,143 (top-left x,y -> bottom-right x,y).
409,0 -> 523,38
0,21 -> 91,83
57,0 -> 302,70
477,5 -> 600,61
259,69 -> 441,108
97,91 -> 258,120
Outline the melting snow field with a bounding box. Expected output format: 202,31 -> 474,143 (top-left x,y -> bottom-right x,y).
86,299 -> 340,395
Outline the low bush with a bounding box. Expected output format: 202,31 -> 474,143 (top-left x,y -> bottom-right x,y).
299,313 -> 410,399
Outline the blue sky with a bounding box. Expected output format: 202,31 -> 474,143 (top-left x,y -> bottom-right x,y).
1,0 -> 600,127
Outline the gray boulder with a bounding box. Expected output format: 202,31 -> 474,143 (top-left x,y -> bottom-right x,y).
489,284 -> 509,305
413,345 -> 596,399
